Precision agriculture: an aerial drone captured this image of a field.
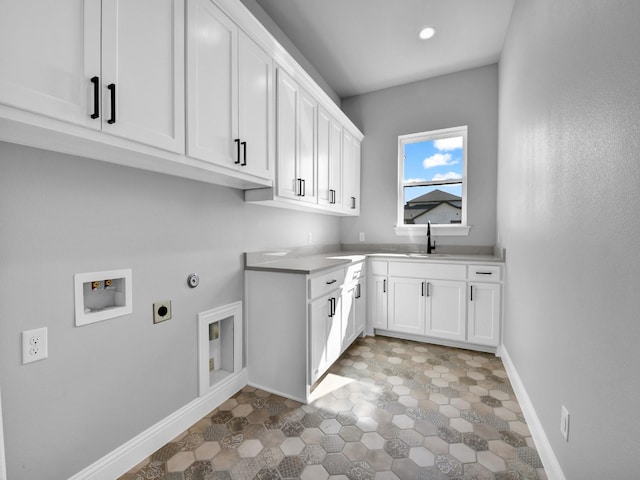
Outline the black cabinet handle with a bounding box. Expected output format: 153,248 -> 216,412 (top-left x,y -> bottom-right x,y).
383,279 -> 386,293
356,283 -> 361,299
328,297 -> 336,317
470,285 -> 474,301
90,76 -> 99,119
426,282 -> 430,297
107,83 -> 116,124
325,279 -> 337,285
241,141 -> 247,166
330,189 -> 336,204
351,196 -> 356,209
234,139 -> 241,164
296,178 -> 306,196
422,281 -> 425,297
475,271 -> 493,275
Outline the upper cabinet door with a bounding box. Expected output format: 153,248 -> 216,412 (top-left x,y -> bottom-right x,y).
297,87 -> 317,204
342,131 -> 361,214
101,0 -> 185,153
186,0 -> 237,166
276,69 -> 299,199
238,32 -> 273,180
317,107 -> 342,208
0,0 -> 101,129
275,68 -> 317,203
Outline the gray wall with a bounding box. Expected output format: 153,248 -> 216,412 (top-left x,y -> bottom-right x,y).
497,0 -> 640,477
0,142 -> 340,479
340,65 -> 499,247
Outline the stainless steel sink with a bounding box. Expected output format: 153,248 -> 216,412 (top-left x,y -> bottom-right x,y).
405,253 -> 450,258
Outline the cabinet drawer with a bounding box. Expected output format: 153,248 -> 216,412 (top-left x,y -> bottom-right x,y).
388,261 -> 466,280
309,267 -> 345,299
370,260 -> 388,275
468,265 -> 502,282
345,262 -> 365,283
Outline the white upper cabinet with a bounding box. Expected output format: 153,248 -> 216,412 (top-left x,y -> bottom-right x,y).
276,68 -> 317,203
237,31 -> 273,179
187,0 -> 272,180
101,0 -> 185,152
186,0 -> 237,165
0,0 -> 358,192
317,107 -> 343,209
0,1 -> 101,129
0,0 -> 185,153
342,130 -> 361,214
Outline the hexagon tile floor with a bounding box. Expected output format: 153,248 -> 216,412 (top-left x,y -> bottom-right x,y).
119,336 -> 546,480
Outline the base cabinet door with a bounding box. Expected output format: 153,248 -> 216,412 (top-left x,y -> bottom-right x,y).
354,280 -> 366,337
341,279 -> 365,350
341,283 -> 357,351
371,275 -> 388,329
388,277 -> 425,335
467,282 -> 501,346
309,291 -> 340,384
425,280 -> 466,342
309,295 -> 329,385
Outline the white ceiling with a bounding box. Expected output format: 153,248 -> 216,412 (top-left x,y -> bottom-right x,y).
255,0 -> 515,99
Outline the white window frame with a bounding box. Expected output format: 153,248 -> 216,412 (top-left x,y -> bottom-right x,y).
395,125 -> 470,237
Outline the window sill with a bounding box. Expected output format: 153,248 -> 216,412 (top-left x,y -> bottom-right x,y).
394,224 -> 471,237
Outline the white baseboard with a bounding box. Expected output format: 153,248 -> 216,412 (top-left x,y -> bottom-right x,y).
0,386 -> 7,480
68,369 -> 248,480
497,345 -> 566,480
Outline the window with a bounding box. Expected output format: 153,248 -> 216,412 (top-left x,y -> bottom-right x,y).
396,126 -> 469,235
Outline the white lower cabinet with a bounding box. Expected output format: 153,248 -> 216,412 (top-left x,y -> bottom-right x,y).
370,259 -> 503,351
425,280 -> 467,341
246,262 -> 366,403
467,282 -> 501,347
388,277 -> 426,335
341,279 -> 366,352
370,275 -> 388,330
309,292 -> 340,385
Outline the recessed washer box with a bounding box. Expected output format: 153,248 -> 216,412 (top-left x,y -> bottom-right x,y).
74,269 -> 132,326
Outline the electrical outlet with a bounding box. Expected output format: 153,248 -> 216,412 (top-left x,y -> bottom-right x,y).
560,405 -> 570,441
22,327 -> 48,364
359,232 -> 365,242
153,300 -> 172,324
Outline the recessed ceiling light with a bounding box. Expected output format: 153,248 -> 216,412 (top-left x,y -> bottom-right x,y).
418,27 -> 437,40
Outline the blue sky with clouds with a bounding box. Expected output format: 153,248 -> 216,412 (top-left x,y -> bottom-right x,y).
403,136 -> 463,201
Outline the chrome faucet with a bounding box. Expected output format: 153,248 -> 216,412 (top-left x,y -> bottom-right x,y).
426,221 -> 436,254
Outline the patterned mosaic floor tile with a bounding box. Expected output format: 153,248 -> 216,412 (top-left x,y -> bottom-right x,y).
119,336 -> 546,480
